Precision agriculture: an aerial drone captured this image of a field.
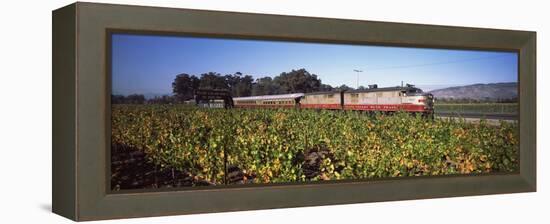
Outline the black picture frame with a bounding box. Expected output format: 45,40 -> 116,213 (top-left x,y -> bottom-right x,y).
53,2 -> 536,221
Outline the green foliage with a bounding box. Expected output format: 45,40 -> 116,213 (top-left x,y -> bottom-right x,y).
171,68 -> 329,100
172,73 -> 200,101
112,105 -> 519,184
273,68 -> 322,93
111,94 -> 146,104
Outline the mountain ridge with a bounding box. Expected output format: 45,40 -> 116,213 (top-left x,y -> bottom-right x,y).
428,82 -> 518,102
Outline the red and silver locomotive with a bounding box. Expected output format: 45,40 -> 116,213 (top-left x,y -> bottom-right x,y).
233,84 -> 434,116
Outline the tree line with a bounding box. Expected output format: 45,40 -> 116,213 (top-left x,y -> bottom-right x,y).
171,68 -> 347,102
112,68 -> 356,104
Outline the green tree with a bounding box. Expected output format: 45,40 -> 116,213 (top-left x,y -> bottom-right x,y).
111,94 -> 126,104
111,94 -> 146,104
172,73 -> 199,101
125,94 -> 146,104
233,75 -> 254,97
336,84 -> 354,91
199,72 -> 228,90
274,68 -> 321,93
319,84 -> 334,92
252,77 -> 282,96
225,72 -> 254,97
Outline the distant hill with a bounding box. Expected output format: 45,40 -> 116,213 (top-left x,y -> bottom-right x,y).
429,82 -> 518,102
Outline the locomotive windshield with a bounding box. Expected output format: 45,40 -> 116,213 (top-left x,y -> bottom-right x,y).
407,88 -> 423,93
404,88 -> 423,95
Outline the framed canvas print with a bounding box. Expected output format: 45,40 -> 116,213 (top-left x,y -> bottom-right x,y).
52,2 -> 536,221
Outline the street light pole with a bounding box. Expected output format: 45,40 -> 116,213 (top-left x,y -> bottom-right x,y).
353,69 -> 363,89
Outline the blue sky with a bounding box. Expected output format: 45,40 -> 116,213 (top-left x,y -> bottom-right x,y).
111,33 -> 518,96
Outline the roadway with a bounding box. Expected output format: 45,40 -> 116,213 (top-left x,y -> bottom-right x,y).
435,112 -> 517,120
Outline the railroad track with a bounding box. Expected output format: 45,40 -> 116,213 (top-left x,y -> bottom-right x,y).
435,112 -> 517,120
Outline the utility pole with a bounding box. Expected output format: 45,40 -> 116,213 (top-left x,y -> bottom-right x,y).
353,69 -> 363,89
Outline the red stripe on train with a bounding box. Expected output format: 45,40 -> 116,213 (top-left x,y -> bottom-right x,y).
301,104 -> 341,109
235,103 -> 430,112
343,104 -> 427,112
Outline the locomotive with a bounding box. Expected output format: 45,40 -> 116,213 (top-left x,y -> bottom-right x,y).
232,84 -> 434,116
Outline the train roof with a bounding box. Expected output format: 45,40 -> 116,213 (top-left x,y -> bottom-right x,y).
345,86 -> 422,94
233,93 -> 305,101
232,86 -> 423,100
304,90 -> 342,96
